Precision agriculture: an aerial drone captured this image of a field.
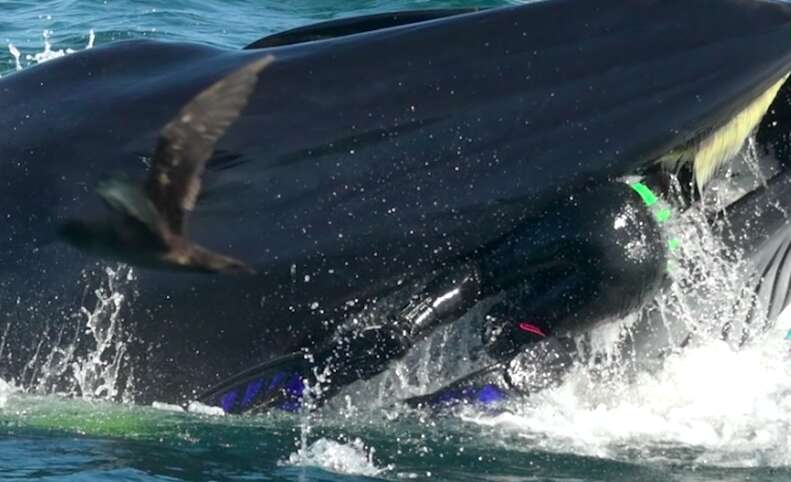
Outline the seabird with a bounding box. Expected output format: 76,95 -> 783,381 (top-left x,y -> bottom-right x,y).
60,56 -> 273,274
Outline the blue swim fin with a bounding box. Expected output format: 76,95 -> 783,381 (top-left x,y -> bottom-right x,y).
197,351 -> 312,413
197,324 -> 411,414
402,363 -> 513,409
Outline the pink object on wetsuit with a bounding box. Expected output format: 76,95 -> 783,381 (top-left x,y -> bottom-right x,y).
518,322 -> 546,337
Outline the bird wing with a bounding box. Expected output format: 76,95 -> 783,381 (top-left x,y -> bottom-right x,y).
145,55 -> 273,235
97,177 -> 167,238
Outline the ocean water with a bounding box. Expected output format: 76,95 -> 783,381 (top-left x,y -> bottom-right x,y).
2,1 -> 791,481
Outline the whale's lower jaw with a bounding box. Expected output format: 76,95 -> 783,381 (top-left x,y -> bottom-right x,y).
751,226 -> 791,326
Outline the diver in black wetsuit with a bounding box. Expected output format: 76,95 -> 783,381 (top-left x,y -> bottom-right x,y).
381,180 -> 669,358
199,179 -> 672,413
393,180 -> 673,407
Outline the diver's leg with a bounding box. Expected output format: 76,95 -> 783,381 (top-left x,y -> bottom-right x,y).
396,264 -> 482,339
303,263 -> 484,402
403,362 -> 513,408
206,264 -> 486,413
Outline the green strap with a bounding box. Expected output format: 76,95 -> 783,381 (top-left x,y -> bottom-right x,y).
656,208 -> 672,223
629,182 -> 679,252
630,182 -> 658,207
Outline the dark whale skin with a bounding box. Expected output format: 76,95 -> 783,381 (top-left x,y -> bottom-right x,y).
0,0 -> 790,403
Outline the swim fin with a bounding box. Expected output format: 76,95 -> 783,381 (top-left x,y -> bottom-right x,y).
197,324 -> 411,414
196,351 -> 312,413
402,362 -> 513,409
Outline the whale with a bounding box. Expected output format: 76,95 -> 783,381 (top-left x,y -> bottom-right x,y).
0,0 -> 790,405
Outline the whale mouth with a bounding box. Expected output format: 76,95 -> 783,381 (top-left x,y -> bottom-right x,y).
658,74 -> 791,191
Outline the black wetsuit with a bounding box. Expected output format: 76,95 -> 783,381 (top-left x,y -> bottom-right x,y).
301,180 -> 670,401
198,180 -> 672,412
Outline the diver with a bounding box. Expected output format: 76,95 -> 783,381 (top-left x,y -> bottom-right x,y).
202,179 -> 674,413
398,179 -> 675,408
371,179 -> 671,363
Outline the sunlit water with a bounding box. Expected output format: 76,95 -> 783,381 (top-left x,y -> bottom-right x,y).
2,1 -> 791,481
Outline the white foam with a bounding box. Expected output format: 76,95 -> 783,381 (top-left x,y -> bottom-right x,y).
152,401 -> 184,413
187,401 -> 225,417
778,305 -> 791,338
463,324 -> 791,467
282,437 -> 390,477
0,378 -> 16,409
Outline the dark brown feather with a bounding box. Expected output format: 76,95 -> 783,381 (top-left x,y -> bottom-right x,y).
145,55 -> 273,234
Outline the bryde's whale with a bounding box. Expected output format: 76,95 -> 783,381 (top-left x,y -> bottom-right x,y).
0,0 -> 790,408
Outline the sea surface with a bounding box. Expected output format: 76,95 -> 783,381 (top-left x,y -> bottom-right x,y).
2,1 -> 791,481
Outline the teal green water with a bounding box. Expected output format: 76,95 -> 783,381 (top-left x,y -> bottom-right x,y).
5,388 -> 788,482
3,1 -> 791,481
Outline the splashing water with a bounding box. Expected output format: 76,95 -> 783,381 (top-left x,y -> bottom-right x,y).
6,28 -> 94,73
71,265 -> 135,401
282,437 -> 391,478
0,379 -> 15,410
27,265 -> 136,402
462,330 -> 791,467
7,44 -> 21,71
